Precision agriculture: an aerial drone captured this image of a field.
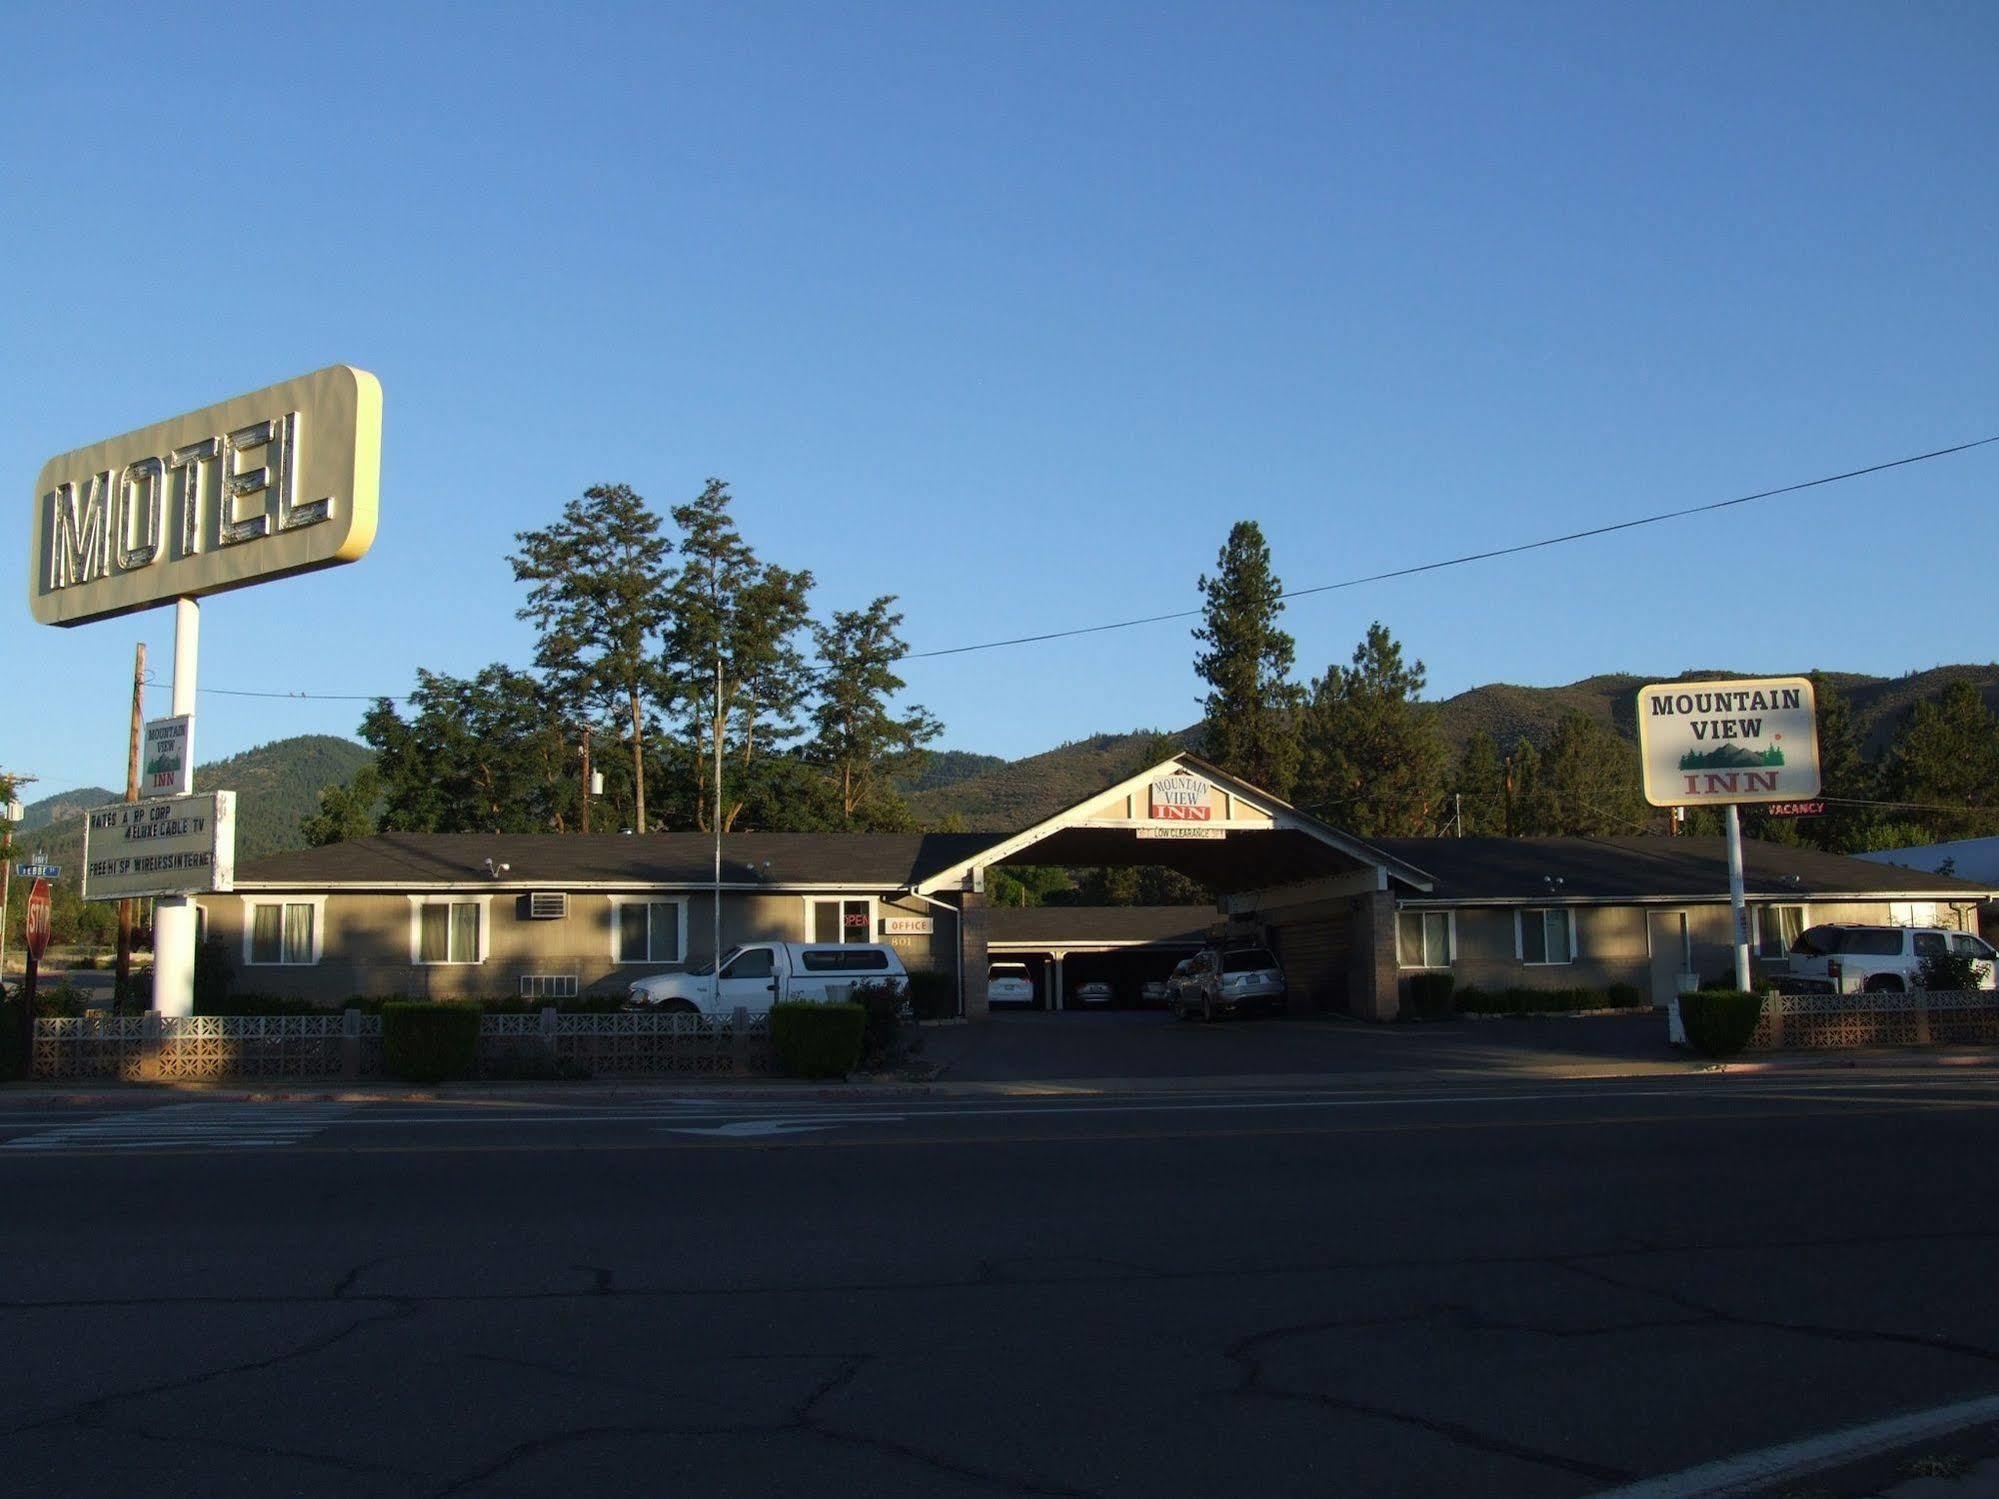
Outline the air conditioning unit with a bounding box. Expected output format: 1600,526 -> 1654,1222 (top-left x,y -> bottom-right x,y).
527,891 -> 567,920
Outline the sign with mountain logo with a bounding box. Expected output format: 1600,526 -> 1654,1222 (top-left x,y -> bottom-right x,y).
1635,677 -> 1821,808
143,714 -> 194,795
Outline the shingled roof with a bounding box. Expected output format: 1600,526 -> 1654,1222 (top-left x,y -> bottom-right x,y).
1368,836 -> 1999,904
234,832 -> 1004,890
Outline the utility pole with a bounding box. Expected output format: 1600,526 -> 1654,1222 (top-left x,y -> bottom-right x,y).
1454,792 -> 1463,838
1502,755 -> 1515,838
580,725 -> 593,835
118,642 -> 145,1001
0,773 -> 37,990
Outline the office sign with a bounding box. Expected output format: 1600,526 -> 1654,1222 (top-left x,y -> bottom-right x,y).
30,365 -> 381,625
1636,677 -> 1821,808
1148,775 -> 1213,821
881,915 -> 935,936
142,714 -> 194,795
83,791 -> 236,901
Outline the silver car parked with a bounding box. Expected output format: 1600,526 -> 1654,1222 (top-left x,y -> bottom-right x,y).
1170,946 -> 1286,1021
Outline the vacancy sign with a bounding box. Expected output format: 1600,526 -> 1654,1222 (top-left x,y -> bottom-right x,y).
1636,677 -> 1821,808
83,791 -> 236,901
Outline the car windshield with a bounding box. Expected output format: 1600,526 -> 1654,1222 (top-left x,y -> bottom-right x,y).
990,966 -> 1028,980
685,947 -> 739,978
1222,949 -> 1278,973
1791,926 -> 1902,957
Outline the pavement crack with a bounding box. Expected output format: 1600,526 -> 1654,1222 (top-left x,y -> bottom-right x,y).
4,1298 -> 421,1440
1225,1310 -> 1634,1485
1557,1259 -> 1999,1366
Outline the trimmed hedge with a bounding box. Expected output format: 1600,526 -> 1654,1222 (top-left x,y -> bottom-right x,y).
850,980 -> 910,1069
382,1002 -> 482,1083
905,969 -> 958,1021
1680,989 -> 1764,1058
1455,984 -> 1649,1016
1405,971 -> 1455,1019
771,1002 -> 865,1080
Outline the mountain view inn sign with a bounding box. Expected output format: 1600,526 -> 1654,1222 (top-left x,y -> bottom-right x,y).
1635,677 -> 1822,807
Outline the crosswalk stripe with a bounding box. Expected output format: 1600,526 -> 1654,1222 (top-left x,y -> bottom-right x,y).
3,1102 -> 355,1153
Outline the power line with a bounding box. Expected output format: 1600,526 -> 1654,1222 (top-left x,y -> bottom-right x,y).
178,430 -> 1999,697
907,434 -> 1999,659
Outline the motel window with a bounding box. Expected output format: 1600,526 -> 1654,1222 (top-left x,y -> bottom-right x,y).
1517,908 -> 1575,966
617,901 -> 684,963
1396,911 -> 1453,969
1754,904 -> 1808,960
246,901 -> 320,966
417,901 -> 483,965
810,897 -> 874,945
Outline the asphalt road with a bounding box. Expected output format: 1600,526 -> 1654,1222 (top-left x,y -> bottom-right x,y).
5,1072 -> 1999,1497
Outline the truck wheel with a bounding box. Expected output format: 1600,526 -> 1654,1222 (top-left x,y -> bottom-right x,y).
1863,975 -> 1905,993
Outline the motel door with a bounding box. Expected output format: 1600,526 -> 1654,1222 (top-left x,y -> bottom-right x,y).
1647,911 -> 1693,1009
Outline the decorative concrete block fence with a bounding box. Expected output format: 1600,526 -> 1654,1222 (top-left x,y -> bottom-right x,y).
1747,990 -> 1999,1050
30,1010 -> 775,1082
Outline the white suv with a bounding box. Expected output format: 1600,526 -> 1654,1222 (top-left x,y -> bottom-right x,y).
1784,925 -> 1998,994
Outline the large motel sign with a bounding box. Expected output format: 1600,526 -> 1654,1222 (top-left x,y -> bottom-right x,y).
29,366 -> 382,1015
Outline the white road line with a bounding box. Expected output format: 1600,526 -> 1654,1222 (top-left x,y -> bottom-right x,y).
3,1102 -> 355,1152
1588,1390 -> 1999,1499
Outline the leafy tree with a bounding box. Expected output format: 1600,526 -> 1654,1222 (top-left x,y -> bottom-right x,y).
361,666 -> 574,833
1538,712 -> 1649,836
1881,680 -> 1999,841
1793,671 -> 1874,853
661,479 -> 816,832
509,484 -> 672,832
1451,730 -> 1506,836
1295,622 -> 1447,836
988,865 -> 1076,908
1504,737 -> 1553,836
1192,521 -> 1301,797
809,598 -> 941,829
300,765 -> 381,846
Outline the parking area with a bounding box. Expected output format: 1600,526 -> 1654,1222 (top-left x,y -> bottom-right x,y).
925,1009 -> 1685,1084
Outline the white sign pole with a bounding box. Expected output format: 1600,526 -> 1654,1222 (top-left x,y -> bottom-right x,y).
1725,803 -> 1751,992
151,597 -> 200,1016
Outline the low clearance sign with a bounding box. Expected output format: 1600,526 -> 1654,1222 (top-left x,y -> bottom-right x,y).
1636,677 -> 1821,808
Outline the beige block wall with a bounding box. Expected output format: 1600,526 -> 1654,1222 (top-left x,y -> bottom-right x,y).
202,888 -> 959,1007
1399,897 -> 1982,1001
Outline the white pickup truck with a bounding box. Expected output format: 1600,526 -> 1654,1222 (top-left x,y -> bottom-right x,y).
1783,924 -> 1998,994
625,941 -> 908,1016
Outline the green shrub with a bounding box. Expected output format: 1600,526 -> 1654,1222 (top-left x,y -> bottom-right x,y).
1454,985 -> 1638,1016
0,997 -> 24,1080
1404,971 -> 1455,1019
1681,989 -> 1764,1058
1452,984 -> 1492,1012
851,980 -> 911,1069
194,935 -> 234,1009
1605,982 -> 1645,1010
770,1002 -> 865,1080
381,1002 -> 482,1083
1917,952 -> 1989,993
904,969 -> 958,1021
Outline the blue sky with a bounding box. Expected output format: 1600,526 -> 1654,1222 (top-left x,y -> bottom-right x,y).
6,1 -> 1996,804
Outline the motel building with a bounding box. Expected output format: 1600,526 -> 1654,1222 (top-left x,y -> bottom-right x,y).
202,755 -> 1997,1019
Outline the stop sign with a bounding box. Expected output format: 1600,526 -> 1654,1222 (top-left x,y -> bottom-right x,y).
24,879 -> 51,962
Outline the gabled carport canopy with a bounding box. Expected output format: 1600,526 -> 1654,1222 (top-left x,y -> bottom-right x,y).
912,754 -> 1436,898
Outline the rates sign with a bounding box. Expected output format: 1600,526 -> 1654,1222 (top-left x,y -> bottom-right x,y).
1635,677 -> 1822,808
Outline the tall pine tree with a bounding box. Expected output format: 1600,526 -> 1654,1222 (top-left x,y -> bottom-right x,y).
1881,679 -> 1999,841
1295,622 -> 1446,836
1192,521 -> 1301,796
1452,730 -> 1506,836
809,598 -> 941,830
660,479 -> 816,832
509,484 -> 672,832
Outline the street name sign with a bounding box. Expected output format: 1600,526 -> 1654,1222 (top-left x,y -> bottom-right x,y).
30,365 -> 381,625
14,861 -> 59,880
142,714 -> 194,795
1635,677 -> 1821,808
82,791 -> 236,901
